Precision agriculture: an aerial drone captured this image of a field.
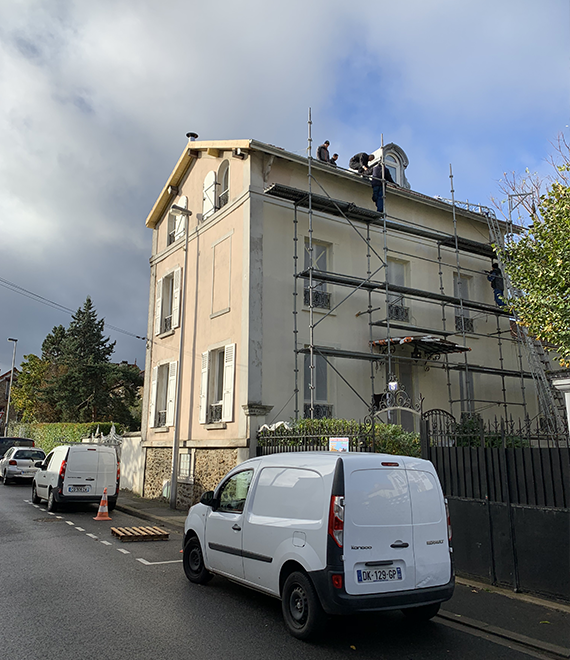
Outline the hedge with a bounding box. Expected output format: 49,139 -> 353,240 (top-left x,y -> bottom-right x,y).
8,422 -> 125,455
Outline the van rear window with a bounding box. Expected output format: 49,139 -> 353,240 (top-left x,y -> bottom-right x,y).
251,468 -> 324,521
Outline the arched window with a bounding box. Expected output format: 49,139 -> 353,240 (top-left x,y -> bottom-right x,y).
218,160 -> 230,209
385,154 -> 400,185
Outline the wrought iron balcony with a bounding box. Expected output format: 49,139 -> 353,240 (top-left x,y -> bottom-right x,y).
209,403 -> 222,423
162,315 -> 172,333
303,403 -> 333,419
388,303 -> 410,322
455,315 -> 474,333
303,288 -> 331,310
156,410 -> 167,428
218,191 -> 229,208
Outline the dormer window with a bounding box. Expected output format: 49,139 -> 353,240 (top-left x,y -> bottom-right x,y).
218,160 -> 230,209
167,196 -> 188,245
202,162 -> 230,221
384,154 -> 400,186
370,143 -> 410,189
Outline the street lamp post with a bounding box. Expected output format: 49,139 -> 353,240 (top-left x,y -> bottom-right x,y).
5,338 -> 17,437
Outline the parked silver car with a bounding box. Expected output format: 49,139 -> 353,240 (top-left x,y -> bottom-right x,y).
0,447 -> 46,484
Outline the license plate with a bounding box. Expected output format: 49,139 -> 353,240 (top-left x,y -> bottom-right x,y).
357,567 -> 402,583
67,485 -> 91,493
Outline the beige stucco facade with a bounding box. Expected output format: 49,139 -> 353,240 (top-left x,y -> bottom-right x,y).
141,138 -> 539,504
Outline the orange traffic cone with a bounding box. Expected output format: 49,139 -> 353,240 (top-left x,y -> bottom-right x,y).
94,487 -> 112,521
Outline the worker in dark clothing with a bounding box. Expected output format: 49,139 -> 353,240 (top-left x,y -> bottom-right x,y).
349,152 -> 374,174
330,153 -> 339,167
369,163 -> 395,213
487,263 -> 505,307
316,141 -> 331,163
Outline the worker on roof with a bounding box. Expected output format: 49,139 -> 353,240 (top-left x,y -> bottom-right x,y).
316,141 -> 331,163
329,153 -> 339,167
369,162 -> 395,214
349,152 -> 374,174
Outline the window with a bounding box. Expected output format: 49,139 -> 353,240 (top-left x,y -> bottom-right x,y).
218,161 -> 229,209
199,344 -> 236,424
384,154 -> 400,185
203,171 -> 217,220
304,353 -> 332,419
149,361 -> 177,428
167,196 -> 187,246
303,238 -> 331,309
454,273 -> 474,333
386,258 -> 409,322
154,267 -> 181,335
217,469 -> 253,513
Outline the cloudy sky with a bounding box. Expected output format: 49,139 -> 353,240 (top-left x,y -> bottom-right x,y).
0,0 -> 568,373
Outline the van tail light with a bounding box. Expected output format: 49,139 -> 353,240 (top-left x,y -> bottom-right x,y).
328,495 -> 345,548
59,460 -> 67,480
331,574 -> 343,589
8,460 -> 17,466
445,498 -> 452,543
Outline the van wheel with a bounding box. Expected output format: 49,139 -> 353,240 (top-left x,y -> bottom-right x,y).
47,489 -> 58,512
282,571 -> 326,640
402,603 -> 441,622
31,483 -> 41,504
183,537 -> 212,584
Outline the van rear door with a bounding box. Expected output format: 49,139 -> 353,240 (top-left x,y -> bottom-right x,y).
343,463 -> 416,595
406,466 -> 451,588
63,447 -> 99,496
96,447 -> 118,497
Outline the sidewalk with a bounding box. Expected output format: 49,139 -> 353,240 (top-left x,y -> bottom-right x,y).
116,490 -> 570,654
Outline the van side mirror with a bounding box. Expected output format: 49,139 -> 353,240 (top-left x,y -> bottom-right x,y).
200,491 -> 215,507
35,461 -> 46,469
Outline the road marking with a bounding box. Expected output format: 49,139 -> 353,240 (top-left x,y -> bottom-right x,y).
117,548 -> 130,554
100,540 -> 112,546
33,504 -> 41,508
56,516 -> 63,519
66,521 -> 75,526
75,527 -> 85,531
48,512 -> 55,516
24,499 -> 31,503
86,533 -> 98,539
136,558 -> 183,566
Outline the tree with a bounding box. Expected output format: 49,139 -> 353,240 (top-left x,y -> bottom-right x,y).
12,297 -> 143,428
495,136 -> 570,366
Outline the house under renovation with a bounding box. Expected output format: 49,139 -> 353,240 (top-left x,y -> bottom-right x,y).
141,135 -> 567,506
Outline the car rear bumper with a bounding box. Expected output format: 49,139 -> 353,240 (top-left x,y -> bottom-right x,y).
53,491 -> 118,506
310,569 -> 455,616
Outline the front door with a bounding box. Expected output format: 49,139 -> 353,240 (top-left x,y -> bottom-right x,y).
205,469 -> 254,580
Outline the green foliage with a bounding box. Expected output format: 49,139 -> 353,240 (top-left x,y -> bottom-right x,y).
452,414 -> 529,448
8,422 -> 126,454
258,418 -> 421,457
502,180 -> 570,366
12,297 -> 143,430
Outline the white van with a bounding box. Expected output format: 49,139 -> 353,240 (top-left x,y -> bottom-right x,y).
32,444 -> 120,512
183,452 -> 454,639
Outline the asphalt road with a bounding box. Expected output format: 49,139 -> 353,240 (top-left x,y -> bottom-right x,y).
0,482 -> 558,660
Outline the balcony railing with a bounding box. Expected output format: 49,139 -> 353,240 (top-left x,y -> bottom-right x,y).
218,190 -> 229,208
455,315 -> 474,333
303,288 -> 331,310
304,403 -> 333,419
156,410 -> 167,428
388,303 -> 410,322
162,315 -> 172,333
209,403 -> 222,423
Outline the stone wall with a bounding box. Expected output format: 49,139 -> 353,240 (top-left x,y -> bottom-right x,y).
174,448 -> 239,508
143,447 -> 173,500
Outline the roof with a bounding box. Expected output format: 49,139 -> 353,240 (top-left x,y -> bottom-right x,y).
145,138 -> 500,231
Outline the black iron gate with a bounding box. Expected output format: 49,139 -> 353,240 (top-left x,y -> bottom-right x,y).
421,413 -> 570,601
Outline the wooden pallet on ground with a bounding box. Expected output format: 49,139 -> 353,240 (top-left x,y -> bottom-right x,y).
111,525 -> 170,542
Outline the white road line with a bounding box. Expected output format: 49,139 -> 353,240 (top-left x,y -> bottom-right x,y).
66,521 -> 75,526
24,499 -> 31,503
86,533 -> 98,539
48,512 -> 55,516
33,504 -> 40,509
117,548 -> 130,554
56,516 -> 63,519
100,540 -> 112,546
75,527 -> 85,532
136,558 -> 183,566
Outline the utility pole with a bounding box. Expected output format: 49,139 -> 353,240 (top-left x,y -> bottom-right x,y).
5,338 -> 17,437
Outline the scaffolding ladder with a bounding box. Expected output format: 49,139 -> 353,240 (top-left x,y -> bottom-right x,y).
484,208 -> 567,434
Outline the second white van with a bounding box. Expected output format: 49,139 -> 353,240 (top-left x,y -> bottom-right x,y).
32,444 -> 120,512
183,451 -> 454,639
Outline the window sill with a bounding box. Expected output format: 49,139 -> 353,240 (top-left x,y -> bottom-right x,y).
204,422 -> 227,430
158,329 -> 175,338
153,427 -> 170,433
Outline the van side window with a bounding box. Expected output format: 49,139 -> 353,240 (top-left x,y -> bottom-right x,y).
44,451 -> 56,468
217,470 -> 253,513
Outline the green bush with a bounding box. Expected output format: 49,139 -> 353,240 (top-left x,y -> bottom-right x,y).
8,422 -> 125,454
258,418 -> 421,458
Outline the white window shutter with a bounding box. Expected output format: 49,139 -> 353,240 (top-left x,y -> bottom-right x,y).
203,171 -> 216,220
166,361 -> 177,427
154,278 -> 163,336
149,366 -> 158,427
175,196 -> 187,240
221,343 -> 236,422
172,267 -> 182,329
199,351 -> 209,424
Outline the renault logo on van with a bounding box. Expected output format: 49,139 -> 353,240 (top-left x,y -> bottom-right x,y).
426,539 -> 444,545
351,545 -> 372,550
